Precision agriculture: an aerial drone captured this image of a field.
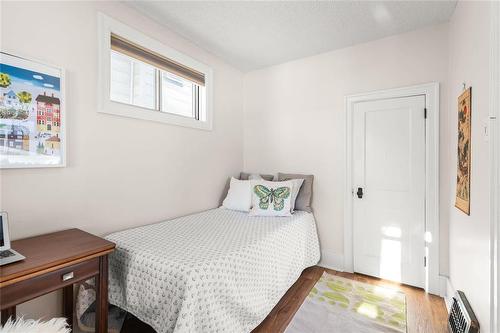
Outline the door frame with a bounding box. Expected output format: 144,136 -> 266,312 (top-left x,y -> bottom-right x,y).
344,82 -> 441,295
490,1 -> 500,331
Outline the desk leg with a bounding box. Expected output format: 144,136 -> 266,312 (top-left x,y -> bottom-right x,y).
62,285 -> 73,330
95,255 -> 108,333
1,307 -> 16,325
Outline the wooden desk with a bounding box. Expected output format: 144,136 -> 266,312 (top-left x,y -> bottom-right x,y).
0,229 -> 115,332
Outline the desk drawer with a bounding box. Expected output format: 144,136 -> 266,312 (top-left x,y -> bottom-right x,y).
0,258 -> 99,309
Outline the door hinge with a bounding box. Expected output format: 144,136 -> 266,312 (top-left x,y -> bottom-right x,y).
424,108 -> 428,119
424,256 -> 427,267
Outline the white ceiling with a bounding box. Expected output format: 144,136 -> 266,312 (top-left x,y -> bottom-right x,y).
128,1 -> 457,72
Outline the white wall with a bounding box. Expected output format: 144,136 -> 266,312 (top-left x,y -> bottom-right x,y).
243,24 -> 450,275
0,1 -> 244,319
1,1 -> 494,329
446,2 -> 492,332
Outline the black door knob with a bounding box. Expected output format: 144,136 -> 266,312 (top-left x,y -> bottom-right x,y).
356,187 -> 363,199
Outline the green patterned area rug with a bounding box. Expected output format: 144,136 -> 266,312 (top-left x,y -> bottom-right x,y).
285,272 -> 407,333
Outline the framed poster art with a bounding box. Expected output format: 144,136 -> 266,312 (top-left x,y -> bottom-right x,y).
455,87 -> 472,215
0,52 -> 66,168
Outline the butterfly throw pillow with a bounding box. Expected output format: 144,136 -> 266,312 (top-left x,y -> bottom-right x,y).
250,180 -> 294,217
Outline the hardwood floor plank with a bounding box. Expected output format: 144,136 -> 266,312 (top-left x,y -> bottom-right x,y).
121,265 -> 448,333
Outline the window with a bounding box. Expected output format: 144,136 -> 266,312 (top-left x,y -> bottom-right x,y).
109,34 -> 206,120
98,14 -> 213,130
161,72 -> 198,118
110,51 -> 156,109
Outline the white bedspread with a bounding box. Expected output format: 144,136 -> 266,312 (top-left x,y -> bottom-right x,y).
105,208 -> 320,333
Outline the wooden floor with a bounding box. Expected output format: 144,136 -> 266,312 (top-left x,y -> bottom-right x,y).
120,266 -> 448,333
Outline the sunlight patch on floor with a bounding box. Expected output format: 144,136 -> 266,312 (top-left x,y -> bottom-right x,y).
356,302 -> 379,319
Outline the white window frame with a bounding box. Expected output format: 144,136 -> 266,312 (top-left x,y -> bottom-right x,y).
97,13 -> 214,131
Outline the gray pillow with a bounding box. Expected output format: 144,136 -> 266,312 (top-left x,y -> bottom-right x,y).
239,172 -> 274,181
277,173 -> 314,213
219,172 -> 275,206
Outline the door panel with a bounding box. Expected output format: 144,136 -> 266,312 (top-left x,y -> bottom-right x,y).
352,95 -> 425,288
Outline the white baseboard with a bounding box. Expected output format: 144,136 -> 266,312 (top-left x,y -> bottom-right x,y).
444,277 -> 455,312
319,250 -> 344,272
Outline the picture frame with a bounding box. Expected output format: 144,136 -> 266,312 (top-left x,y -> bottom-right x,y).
0,52 -> 66,168
455,87 -> 472,215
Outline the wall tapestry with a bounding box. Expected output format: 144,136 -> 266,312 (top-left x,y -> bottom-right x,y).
455,87 -> 472,215
0,52 -> 65,168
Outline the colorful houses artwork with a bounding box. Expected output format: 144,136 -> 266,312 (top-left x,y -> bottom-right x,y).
0,124 -> 30,151
3,90 -> 20,109
45,134 -> 61,155
1,52 -> 64,167
36,92 -> 61,133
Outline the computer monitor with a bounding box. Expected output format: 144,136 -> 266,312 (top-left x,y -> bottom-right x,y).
0,212 -> 11,251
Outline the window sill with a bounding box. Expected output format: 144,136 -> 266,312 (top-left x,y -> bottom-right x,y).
98,100 -> 213,130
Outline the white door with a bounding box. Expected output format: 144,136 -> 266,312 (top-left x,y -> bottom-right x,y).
352,95 -> 426,288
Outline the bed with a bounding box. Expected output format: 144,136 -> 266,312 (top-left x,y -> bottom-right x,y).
78,207 -> 320,333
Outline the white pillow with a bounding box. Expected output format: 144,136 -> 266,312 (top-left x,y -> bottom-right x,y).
289,178 -> 305,212
248,173 -> 263,180
250,180 -> 294,217
222,177 -> 252,212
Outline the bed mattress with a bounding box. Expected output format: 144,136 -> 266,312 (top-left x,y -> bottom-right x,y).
99,208 -> 319,333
